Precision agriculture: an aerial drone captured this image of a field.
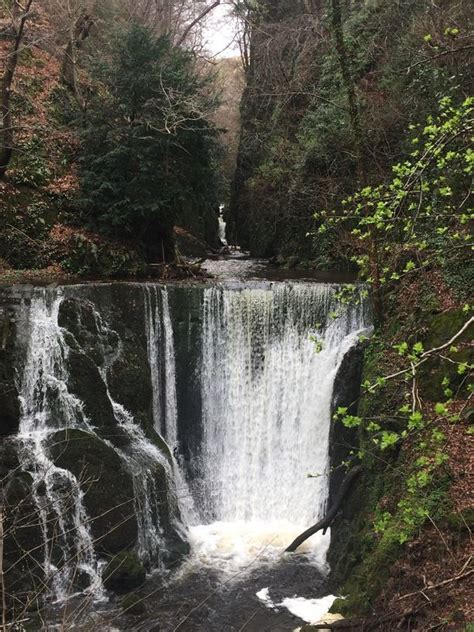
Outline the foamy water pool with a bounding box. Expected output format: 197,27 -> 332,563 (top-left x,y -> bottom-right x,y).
183,520 -> 330,575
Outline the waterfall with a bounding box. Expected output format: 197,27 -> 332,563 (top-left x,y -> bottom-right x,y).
218,204 -> 228,247
145,286 -> 179,446
189,283 -> 368,571
16,290 -> 104,602
10,279 -> 369,601
144,284 -> 197,527
87,303 -> 170,567
15,287 -> 185,602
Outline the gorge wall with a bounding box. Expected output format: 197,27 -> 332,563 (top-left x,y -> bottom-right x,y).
230,0 -> 473,262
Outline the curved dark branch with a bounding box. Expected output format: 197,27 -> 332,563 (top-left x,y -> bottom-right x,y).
176,1 -> 221,47
285,465 -> 363,553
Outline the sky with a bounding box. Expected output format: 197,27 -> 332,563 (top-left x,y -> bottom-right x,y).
202,2 -> 241,58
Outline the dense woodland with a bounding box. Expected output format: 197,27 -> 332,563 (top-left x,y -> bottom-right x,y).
0,0 -> 229,278
0,0 -> 473,630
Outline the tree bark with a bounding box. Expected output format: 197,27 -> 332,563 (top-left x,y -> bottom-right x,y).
285,465 -> 363,553
61,12 -> 94,102
0,0 -> 35,178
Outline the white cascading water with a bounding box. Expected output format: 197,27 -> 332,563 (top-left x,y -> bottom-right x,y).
145,286 -> 179,447
188,283 -> 368,573
218,204 -> 228,247
14,280 -> 368,602
16,288 -> 182,602
87,301 -> 170,566
144,285 -> 197,527
17,290 -> 104,602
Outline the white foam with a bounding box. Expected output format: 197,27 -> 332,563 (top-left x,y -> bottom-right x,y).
280,595 -> 338,624
256,587 -> 276,608
256,588 -> 339,625
187,520 -> 331,574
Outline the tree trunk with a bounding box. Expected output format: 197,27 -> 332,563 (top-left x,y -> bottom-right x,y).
176,1 -> 221,47
0,0 -> 35,178
285,465 -> 363,553
61,12 -> 94,103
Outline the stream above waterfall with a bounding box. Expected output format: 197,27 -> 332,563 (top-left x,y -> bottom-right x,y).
2,262 -> 370,631
201,254 -> 358,283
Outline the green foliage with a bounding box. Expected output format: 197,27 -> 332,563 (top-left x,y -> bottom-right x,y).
48,225 -> 146,278
79,23 -> 221,261
314,96 -> 472,323
9,136 -> 52,187
233,0 -> 473,258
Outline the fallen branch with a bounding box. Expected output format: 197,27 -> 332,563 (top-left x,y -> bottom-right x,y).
285,465 -> 363,553
397,561 -> 473,601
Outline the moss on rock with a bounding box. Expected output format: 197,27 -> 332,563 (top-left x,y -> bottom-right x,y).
121,591 -> 147,616
103,551 -> 146,594
417,309 -> 473,401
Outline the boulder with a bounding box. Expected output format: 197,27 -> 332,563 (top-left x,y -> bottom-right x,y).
121,591 -> 147,616
0,440 -> 44,603
48,429 -> 138,553
103,551 -> 146,593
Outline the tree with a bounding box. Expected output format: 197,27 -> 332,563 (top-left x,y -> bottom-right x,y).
0,0 -> 35,178
79,22 -> 221,261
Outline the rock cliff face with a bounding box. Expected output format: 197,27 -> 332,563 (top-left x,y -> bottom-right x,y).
0,291 -> 22,436
0,284 -> 190,609
230,0 -> 325,257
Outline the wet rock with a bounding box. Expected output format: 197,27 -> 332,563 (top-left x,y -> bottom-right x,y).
107,342 -> 152,428
121,591 -> 147,616
162,532 -> 191,568
167,286 -> 204,478
66,350 -> 116,427
0,308 -> 20,436
417,308 -> 473,401
174,226 -> 209,258
59,298 -> 112,366
0,440 -> 44,603
49,429 -> 138,553
103,551 -> 146,593
330,342 -> 365,498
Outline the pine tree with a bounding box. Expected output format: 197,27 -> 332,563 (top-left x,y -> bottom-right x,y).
79,23 -> 220,261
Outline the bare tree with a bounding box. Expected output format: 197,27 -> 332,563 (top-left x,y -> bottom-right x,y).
61,9 -> 94,100
0,0 -> 35,178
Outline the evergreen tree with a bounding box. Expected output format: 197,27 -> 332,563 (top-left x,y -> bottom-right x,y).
79,23 -> 220,261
